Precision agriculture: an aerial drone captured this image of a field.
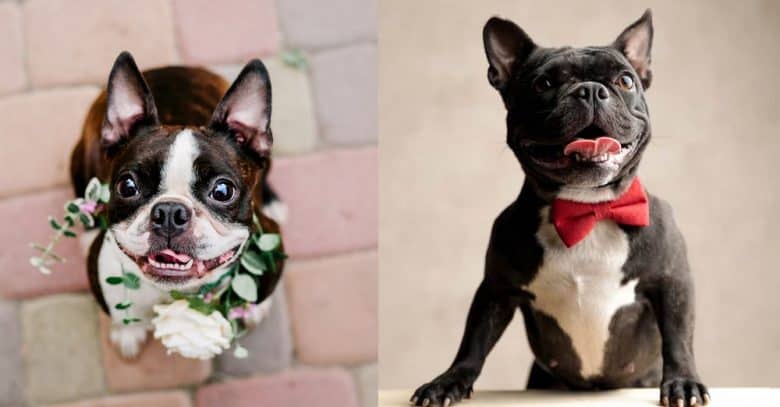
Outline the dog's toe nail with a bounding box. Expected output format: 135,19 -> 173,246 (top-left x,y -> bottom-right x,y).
443,397 -> 451,407
422,398 -> 430,407
703,393 -> 710,404
675,398 -> 684,407
690,396 -> 697,406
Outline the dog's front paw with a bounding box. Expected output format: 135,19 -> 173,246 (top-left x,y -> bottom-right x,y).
110,323 -> 149,359
660,376 -> 710,407
411,367 -> 477,407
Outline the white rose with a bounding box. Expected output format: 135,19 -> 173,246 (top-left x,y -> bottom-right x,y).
152,300 -> 233,359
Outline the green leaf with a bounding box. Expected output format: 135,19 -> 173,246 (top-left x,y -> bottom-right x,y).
170,290 -> 186,300
115,301 -> 132,310
240,250 -> 266,275
63,214 -> 75,228
49,216 -> 62,231
257,234 -> 280,251
233,344 -> 249,358
123,272 -> 140,289
122,317 -> 141,325
264,251 -> 277,274
106,276 -> 124,285
66,202 -> 80,214
78,213 -> 95,228
186,296 -> 215,315
231,274 -> 258,303
63,230 -> 77,238
99,184 -> 111,203
281,49 -> 307,70
85,178 -> 102,202
252,213 -> 263,232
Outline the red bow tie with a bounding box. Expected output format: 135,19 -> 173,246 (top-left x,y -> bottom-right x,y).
550,178 -> 650,247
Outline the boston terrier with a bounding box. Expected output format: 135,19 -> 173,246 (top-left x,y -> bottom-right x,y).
412,10 -> 709,407
70,51 -> 284,358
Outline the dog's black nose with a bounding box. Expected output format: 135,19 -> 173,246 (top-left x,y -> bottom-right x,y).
575,82 -> 609,103
151,201 -> 191,238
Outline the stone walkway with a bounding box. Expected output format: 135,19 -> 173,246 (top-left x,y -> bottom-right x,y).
0,0 -> 377,406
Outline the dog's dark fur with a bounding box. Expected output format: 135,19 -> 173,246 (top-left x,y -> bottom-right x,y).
412,10 -> 708,407
71,52 -> 282,315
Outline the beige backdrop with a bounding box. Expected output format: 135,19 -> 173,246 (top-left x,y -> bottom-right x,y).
379,0 -> 780,390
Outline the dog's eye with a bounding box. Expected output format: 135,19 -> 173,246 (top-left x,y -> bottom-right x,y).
533,76 -> 553,93
116,175 -> 139,199
210,180 -> 236,203
616,74 -> 635,90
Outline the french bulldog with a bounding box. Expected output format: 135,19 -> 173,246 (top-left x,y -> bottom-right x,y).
70,51 -> 284,358
412,10 -> 709,407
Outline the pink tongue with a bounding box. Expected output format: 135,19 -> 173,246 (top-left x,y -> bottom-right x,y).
563,137 -> 621,158
158,249 -> 192,264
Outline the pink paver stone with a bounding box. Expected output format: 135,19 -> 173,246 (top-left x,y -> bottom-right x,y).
269,147 -> 378,258
285,251 -> 377,365
196,368 -> 360,407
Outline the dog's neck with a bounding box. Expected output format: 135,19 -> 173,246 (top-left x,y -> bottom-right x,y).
522,170 -> 638,204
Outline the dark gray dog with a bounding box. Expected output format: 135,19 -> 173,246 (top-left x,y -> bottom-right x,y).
412,10 -> 708,407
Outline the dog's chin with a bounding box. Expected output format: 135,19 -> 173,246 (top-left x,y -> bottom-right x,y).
519,130 -> 641,188
117,242 -> 241,289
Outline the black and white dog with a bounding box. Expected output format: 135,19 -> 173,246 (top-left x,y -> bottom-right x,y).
412,10 -> 709,407
70,52 -> 284,358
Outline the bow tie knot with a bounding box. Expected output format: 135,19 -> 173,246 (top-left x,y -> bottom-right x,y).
550,178 -> 650,247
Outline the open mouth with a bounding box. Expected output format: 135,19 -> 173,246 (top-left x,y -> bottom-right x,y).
118,243 -> 240,282
523,125 -> 637,169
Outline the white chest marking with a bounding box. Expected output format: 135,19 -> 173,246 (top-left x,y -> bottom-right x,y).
527,206 -> 637,378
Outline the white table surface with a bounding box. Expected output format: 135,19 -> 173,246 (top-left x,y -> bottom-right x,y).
379,388 -> 780,406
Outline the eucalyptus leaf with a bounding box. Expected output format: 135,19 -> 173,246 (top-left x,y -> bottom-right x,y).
233,344 -> 249,359
78,213 -> 94,228
30,257 -> 44,267
85,178 -> 102,202
63,214 -> 75,227
63,230 -> 77,238
123,272 -> 140,289
106,276 -> 124,285
186,296 -> 216,315
65,202 -> 80,214
231,274 -> 258,303
99,184 -> 111,203
115,301 -> 132,310
240,250 -> 266,275
257,234 -> 280,251
122,317 -> 141,325
48,216 -> 62,231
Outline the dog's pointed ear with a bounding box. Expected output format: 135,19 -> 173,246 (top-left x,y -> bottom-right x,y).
101,51 -> 159,148
483,17 -> 536,90
614,9 -> 653,89
209,59 -> 272,158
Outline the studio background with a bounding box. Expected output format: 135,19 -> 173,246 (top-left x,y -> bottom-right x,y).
0,0 -> 377,405
379,0 -> 780,390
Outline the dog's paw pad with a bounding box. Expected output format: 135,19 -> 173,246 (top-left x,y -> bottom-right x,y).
110,323 -> 149,359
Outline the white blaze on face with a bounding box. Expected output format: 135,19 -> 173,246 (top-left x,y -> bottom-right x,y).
160,129 -> 200,198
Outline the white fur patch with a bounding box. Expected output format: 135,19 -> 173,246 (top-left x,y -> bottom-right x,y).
556,186 -> 620,203
98,233 -> 167,357
526,206 -> 637,378
161,129 -> 199,197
